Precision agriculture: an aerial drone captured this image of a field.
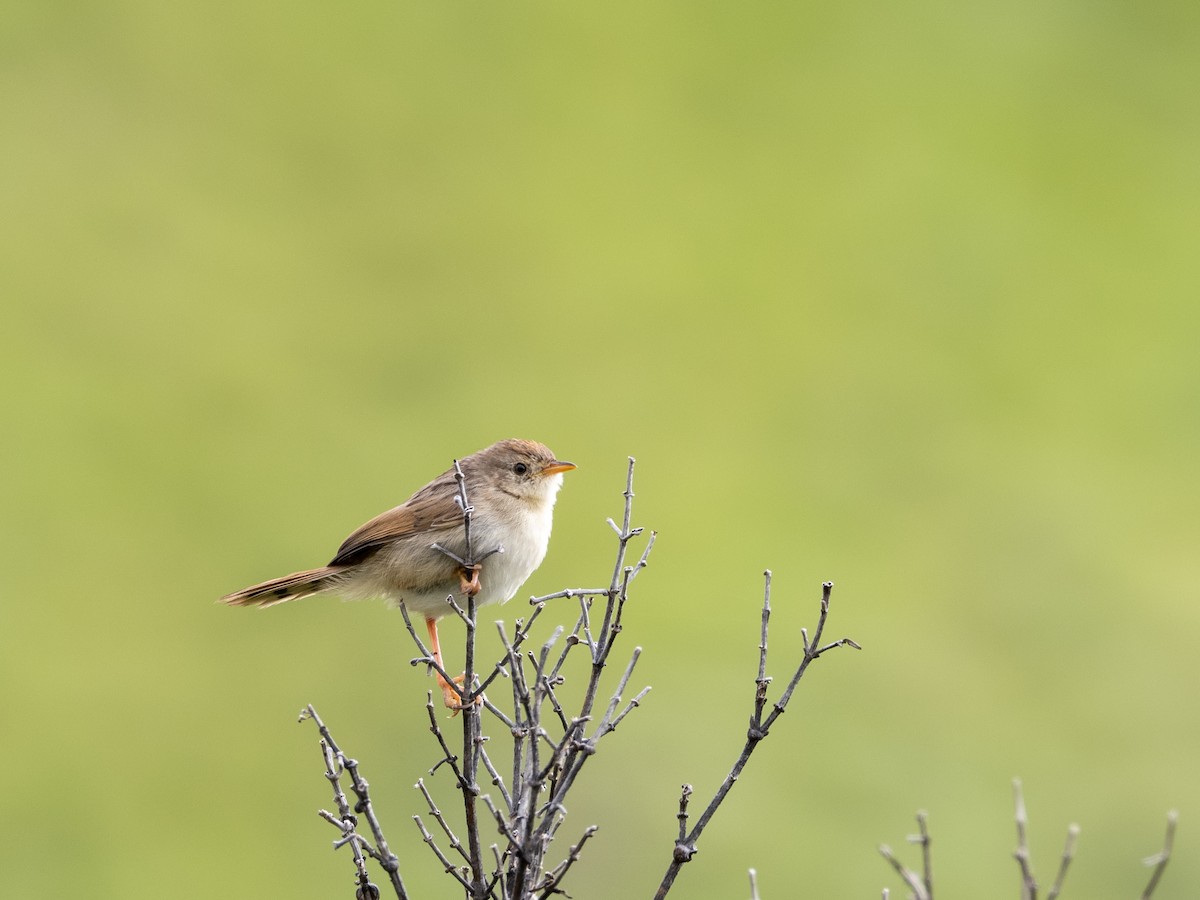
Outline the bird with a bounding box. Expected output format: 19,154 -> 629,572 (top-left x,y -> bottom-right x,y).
221,439 -> 575,710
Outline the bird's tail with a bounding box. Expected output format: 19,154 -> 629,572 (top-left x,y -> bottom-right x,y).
220,567 -> 344,608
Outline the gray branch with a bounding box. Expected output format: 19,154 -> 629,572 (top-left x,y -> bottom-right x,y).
1140,811 -> 1178,900
653,576 -> 859,899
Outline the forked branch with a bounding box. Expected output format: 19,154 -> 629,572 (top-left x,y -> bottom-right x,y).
653,575 -> 860,899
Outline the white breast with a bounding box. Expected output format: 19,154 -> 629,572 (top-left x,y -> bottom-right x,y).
468,495 -> 555,607
369,478 -> 561,620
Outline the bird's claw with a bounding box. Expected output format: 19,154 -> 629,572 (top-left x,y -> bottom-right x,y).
437,671 -> 483,717
459,564 -> 482,598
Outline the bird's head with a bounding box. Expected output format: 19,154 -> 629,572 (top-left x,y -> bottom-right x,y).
469,439 -> 576,506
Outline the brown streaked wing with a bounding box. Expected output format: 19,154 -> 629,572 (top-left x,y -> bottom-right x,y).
328,469 -> 463,567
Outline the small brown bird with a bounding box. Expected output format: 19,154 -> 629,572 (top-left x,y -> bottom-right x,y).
222,439 -> 575,709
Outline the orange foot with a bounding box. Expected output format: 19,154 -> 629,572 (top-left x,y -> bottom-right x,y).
436,671 -> 483,716
459,564 -> 482,597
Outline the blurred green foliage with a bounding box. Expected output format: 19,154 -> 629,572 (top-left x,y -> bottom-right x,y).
3,1 -> 1199,897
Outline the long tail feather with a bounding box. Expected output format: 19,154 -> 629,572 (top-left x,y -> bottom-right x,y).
220,567 -> 342,608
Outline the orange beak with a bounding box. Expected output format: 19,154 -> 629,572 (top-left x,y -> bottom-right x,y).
542,460 -> 577,476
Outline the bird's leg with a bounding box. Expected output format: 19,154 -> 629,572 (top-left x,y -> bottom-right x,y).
425,616 -> 464,710
425,616 -> 478,714
459,563 -> 482,597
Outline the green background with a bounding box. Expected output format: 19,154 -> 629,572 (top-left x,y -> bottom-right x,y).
4,1 -> 1198,897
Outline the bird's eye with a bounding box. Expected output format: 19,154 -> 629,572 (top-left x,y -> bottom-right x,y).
513,462 -> 529,476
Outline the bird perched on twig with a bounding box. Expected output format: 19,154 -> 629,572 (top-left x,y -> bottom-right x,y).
221,439 -> 575,710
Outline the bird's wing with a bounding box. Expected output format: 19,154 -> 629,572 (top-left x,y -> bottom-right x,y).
328,469 -> 464,567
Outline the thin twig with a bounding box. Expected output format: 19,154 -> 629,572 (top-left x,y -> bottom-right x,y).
476,738 -> 513,812
607,685 -> 651,732
462,596 -> 486,896
878,811 -> 936,900
476,606 -> 550,696
546,612 -> 588,687
1013,778 -> 1037,900
674,784 -> 693,848
416,778 -> 469,862
653,578 -> 857,900
879,844 -> 930,900
914,810 -> 933,900
1045,823 -> 1079,900
421,691 -> 467,784
534,825 -> 599,899
594,647 -> 643,735
753,572 -> 772,725
482,793 -> 520,844
761,582 -> 859,732
299,705 -> 407,900
1140,811 -> 1178,900
412,814 -> 472,890
528,588 -> 611,605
